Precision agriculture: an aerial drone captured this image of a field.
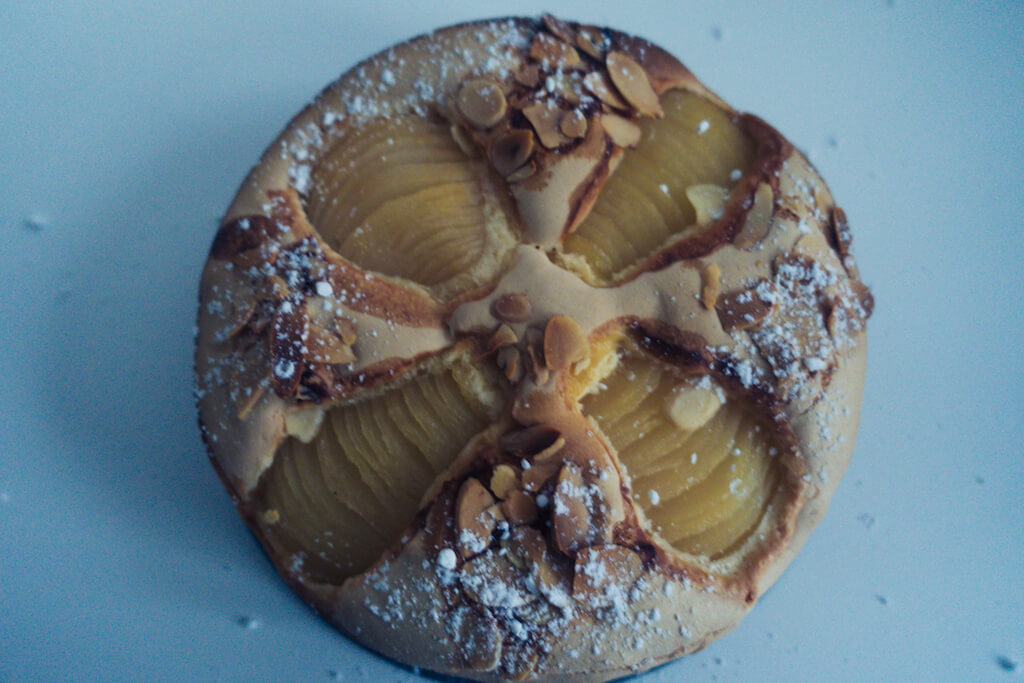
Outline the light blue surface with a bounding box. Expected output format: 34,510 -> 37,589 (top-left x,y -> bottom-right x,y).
2,2 -> 1021,681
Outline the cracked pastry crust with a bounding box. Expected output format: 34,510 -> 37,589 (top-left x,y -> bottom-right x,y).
195,15 -> 872,682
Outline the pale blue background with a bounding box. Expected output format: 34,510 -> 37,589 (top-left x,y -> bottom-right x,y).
2,2 -> 1022,681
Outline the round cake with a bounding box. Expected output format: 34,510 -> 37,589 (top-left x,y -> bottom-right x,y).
195,15 -> 872,682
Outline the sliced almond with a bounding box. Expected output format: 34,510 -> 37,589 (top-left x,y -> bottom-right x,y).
849,279 -> 875,318
211,214 -> 281,260
231,246 -> 272,271
452,606 -> 503,671
457,78 -> 507,129
491,292 -> 533,322
502,645 -> 539,681
489,129 -> 535,178
304,298 -> 356,363
485,323 -> 518,352
686,184 -> 730,225
600,113 -> 642,148
553,465 -> 593,554
489,465 -> 520,500
559,109 -> 588,139
545,72 -> 584,105
269,300 -> 307,397
521,461 -> 561,493
575,26 -> 607,59
544,315 -> 589,372
666,385 -> 723,431
701,263 -> 721,311
515,63 -> 541,88
496,346 -> 523,383
220,275 -> 257,338
530,32 -> 582,70
605,51 -> 662,117
502,490 -> 539,525
449,123 -> 480,158
830,206 -> 853,256
572,545 -> 644,607
461,551 -> 532,608
500,424 -> 563,457
456,478 -> 499,558
734,182 -> 774,248
508,527 -> 568,601
256,274 -> 290,302
522,100 -> 571,149
583,70 -> 628,109
524,327 -> 549,383
542,13 -> 576,44
716,279 -> 778,332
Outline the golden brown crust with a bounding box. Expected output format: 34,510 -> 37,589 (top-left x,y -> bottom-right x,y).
195,14 -> 872,682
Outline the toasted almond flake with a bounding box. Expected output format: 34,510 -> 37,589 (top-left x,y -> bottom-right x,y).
456,478 -> 499,559
600,114 -> 642,147
222,278 -> 257,337
701,263 -> 721,311
850,279 -> 875,317
793,231 -> 844,273
457,78 -> 507,129
486,323 -> 518,352
257,274 -> 290,301
269,302 -> 307,397
500,424 -> 563,457
522,101 -> 571,149
716,279 -> 777,331
453,606 -> 502,670
449,123 -> 480,158
502,490 -> 539,525
559,109 -> 588,139
489,130 -> 535,178
686,184 -> 730,225
496,346 -> 523,383
533,435 -> 566,462
304,324 -> 355,364
231,246 -> 270,271
523,327 -> 549,383
575,26 -> 607,59
572,545 -> 644,606
667,385 -> 722,431
605,51 -> 662,117
334,316 -> 356,345
461,551 -> 531,608
734,182 -> 775,248
521,461 -> 560,492
542,13 -> 577,44
492,292 -> 533,322
544,315 -> 589,372
553,465 -> 594,554
530,32 -> 582,69
515,63 -> 541,88
211,214 -> 281,260
830,206 -> 853,256
582,70 -> 628,109
489,465 -> 520,500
